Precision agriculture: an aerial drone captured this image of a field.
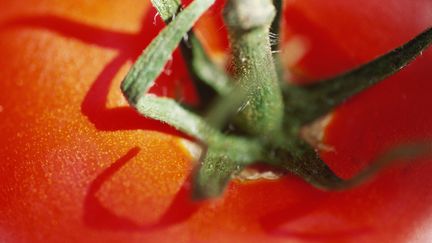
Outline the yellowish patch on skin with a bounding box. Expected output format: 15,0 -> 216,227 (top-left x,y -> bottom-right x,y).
281,34 -> 310,82
179,139 -> 203,163
300,113 -> 335,152
282,35 -> 309,67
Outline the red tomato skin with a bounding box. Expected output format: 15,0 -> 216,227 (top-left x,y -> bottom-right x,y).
0,0 -> 432,243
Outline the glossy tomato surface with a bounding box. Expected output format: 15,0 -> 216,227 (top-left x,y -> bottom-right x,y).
1,0 -> 432,242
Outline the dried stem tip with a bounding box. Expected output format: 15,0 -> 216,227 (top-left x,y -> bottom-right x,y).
223,0 -> 275,30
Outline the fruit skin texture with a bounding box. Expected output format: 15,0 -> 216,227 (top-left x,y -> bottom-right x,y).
0,0 -> 432,242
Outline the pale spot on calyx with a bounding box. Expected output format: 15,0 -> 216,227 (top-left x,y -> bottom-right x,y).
234,167 -> 282,181
179,139 -> 283,181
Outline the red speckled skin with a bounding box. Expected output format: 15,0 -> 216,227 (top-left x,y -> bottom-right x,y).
0,0 -> 432,242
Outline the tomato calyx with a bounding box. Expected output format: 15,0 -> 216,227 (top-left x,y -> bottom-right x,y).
121,0 -> 432,200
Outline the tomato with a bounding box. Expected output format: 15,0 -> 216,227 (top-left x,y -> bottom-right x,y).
1,0 -> 432,242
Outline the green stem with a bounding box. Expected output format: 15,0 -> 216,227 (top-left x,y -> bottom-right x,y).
223,0 -> 284,137
284,27 -> 432,126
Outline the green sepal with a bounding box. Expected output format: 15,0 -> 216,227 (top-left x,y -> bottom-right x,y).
189,36 -> 232,96
326,142 -> 432,190
151,0 -> 181,21
191,133 -> 264,199
191,136 -> 264,199
180,34 -> 231,107
121,0 -> 215,105
151,0 -> 232,108
192,146 -> 244,200
134,95 -> 219,142
265,137 -> 344,188
269,137 -> 432,190
121,0 -> 227,144
204,83 -> 248,130
283,27 -> 432,126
